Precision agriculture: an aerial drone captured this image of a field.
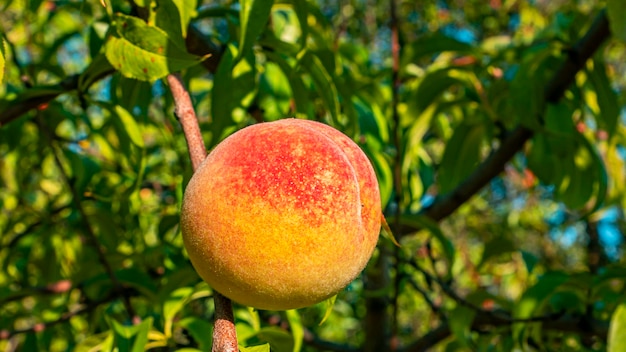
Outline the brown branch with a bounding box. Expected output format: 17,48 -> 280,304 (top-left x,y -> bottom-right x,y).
166,73 -> 238,352
416,9 -> 611,227
166,73 -> 207,170
212,293 -> 238,352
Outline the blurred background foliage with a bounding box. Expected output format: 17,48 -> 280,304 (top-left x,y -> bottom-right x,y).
1,0 -> 626,351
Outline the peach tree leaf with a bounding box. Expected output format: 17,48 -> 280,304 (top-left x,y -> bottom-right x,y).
319,294 -> 337,325
607,1 -> 626,43
113,105 -> 145,148
0,37 -> 5,84
608,302 -> 626,352
163,287 -> 194,337
437,122 -> 485,194
108,316 -> 153,352
240,344 -> 270,352
176,317 -> 212,350
104,13 -> 206,81
239,0 -> 273,60
286,309 -> 303,352
299,51 -> 341,125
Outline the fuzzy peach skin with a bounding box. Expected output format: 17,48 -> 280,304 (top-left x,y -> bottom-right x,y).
180,119 -> 381,310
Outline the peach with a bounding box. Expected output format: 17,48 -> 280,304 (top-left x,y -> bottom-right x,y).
180,119 -> 381,310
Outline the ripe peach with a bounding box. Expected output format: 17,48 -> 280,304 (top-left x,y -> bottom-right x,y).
180,119 -> 381,310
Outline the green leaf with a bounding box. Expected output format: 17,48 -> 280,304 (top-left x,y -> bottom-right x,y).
586,58 -> 620,137
521,251 -> 539,274
608,301 -> 626,352
177,317 -> 213,350
104,13 -> 205,81
240,344 -> 271,352
478,236 -> 516,269
448,305 -> 476,347
153,0 -> 197,39
299,51 -> 341,124
319,295 -> 337,325
368,150 -> 393,209
258,61 -> 292,120
115,267 -> 158,298
285,310 -> 303,352
607,2 -> 626,43
437,122 -> 485,194
210,44 -> 257,144
513,271 -> 569,344
108,316 -> 154,352
239,0 -> 274,60
401,32 -> 474,69
163,287 -> 194,336
290,0 -> 308,47
265,51 -> 312,117
413,71 -> 464,111
256,327 -> 294,352
61,148 -> 102,196
109,104 -> 144,148
0,37 -> 5,84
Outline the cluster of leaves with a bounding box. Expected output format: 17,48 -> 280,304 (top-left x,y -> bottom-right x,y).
2,0 -> 626,351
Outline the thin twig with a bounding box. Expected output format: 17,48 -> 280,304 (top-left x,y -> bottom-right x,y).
166,73 -> 238,352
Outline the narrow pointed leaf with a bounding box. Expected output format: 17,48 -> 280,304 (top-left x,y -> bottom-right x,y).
239,0 -> 274,59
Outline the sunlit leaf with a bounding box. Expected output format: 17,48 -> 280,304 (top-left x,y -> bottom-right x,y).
104,13 -> 205,81
112,104 -> 145,148
290,0 -> 308,47
153,0 -> 197,39
299,51 -> 341,124
239,0 -> 274,60
163,287 -> 194,336
285,310 -> 303,352
0,37 -> 6,84
608,302 -> 626,352
108,316 -> 154,352
586,58 -> 619,137
240,344 -> 271,352
319,295 -> 337,325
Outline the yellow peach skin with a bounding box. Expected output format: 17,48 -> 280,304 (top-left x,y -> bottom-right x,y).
181,119 -> 381,310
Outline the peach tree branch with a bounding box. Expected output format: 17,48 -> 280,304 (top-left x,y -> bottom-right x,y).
166,73 -> 238,352
418,9 -> 611,226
